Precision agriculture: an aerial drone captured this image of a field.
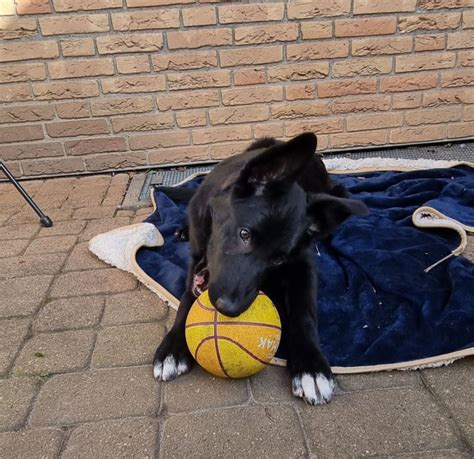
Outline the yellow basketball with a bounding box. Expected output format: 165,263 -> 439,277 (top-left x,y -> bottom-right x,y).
185,290 -> 281,379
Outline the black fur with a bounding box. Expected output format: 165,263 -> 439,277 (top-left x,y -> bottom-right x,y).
153,133 -> 368,404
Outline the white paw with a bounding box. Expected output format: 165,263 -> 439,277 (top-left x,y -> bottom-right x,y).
153,355 -> 190,381
292,372 -> 335,405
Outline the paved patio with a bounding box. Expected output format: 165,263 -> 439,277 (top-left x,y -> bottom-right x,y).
0,173 -> 473,458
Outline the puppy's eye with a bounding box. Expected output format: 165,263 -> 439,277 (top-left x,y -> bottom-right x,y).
239,228 -> 251,241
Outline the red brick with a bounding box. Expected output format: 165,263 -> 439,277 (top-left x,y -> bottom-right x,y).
127,0 -> 193,6
267,62 -> 329,82
419,0 -> 473,9
448,122 -> 474,138
46,119 -> 109,138
389,125 -> 446,144
220,46 -> 282,67
97,34 -> 163,54
285,119 -> 344,137
23,158 -> 85,176
393,93 -> 423,109
53,0 -> 121,11
234,68 -> 266,86
40,15 -> 109,35
354,0 -> 416,14
176,110 -> 207,128
331,96 -> 391,114
0,143 -> 63,161
234,23 -> 298,45
85,152 -> 147,172
447,31 -> 474,50
56,100 -> 91,118
101,76 -> 166,94
441,70 -> 474,88
149,145 -> 209,164
331,130 -> 387,149
0,63 -> 45,83
405,106 -> 462,125
112,10 -> 179,31
300,21 -> 333,40
335,17 -> 396,37
65,137 -> 127,156
152,51 -> 217,71
464,105 -> 474,121
0,105 -> 55,124
0,41 -> 59,63
380,73 -> 438,92
48,59 -> 114,80
285,84 -> 316,101
287,41 -> 348,61
332,57 -> 392,78
167,71 -> 230,90
464,11 -> 474,28
253,123 -> 285,139
218,3 -> 284,23
318,78 -> 377,98
209,106 -> 269,125
0,84 -> 33,103
33,81 -> 99,100
91,97 -> 153,116
423,89 -> 474,107
129,131 -> 190,150
182,6 -> 216,26
347,112 -> 403,131
167,29 -> 231,50
287,0 -> 350,19
115,56 -> 151,74
157,91 -> 219,111
208,141 -> 253,160
352,36 -> 412,56
414,34 -> 446,51
61,39 -> 95,57
459,50 -> 474,67
16,0 -> 51,14
0,18 -> 37,40
399,13 -> 461,32
111,113 -> 174,132
221,86 -> 283,106
395,52 -> 456,72
192,125 -> 252,145
271,102 -> 330,119
0,125 -> 43,144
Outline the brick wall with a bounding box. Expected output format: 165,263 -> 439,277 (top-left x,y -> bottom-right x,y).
0,0 -> 473,178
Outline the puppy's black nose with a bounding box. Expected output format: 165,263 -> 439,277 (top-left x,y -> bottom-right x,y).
214,296 -> 241,318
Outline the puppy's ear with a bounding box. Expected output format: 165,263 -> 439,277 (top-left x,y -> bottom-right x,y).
235,133 -> 317,196
307,193 -> 368,239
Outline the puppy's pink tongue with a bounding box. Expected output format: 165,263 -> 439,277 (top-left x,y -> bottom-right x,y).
192,268 -> 209,297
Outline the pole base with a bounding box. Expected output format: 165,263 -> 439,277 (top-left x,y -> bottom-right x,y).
40,216 -> 53,228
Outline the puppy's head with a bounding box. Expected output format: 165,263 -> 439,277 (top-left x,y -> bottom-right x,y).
205,133 -> 367,316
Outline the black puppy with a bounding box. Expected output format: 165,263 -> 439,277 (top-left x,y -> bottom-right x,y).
153,132 -> 368,405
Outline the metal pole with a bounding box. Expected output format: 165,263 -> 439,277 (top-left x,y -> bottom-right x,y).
0,161 -> 53,227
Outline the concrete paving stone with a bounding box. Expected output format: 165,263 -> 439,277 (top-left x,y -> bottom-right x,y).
0,429 -> 63,458
0,252 -> 67,279
0,223 -> 39,240
102,288 -> 168,325
14,329 -> 96,376
249,365 -> 295,403
0,318 -> 31,375
92,323 -> 165,368
162,405 -> 306,458
135,207 -> 154,216
36,177 -> 77,196
63,417 -> 158,458
0,239 -> 29,258
422,358 -> 474,446
7,207 -> 74,225
63,194 -> 108,209
63,241 -> 109,271
73,206 -> 118,220
50,269 -> 137,298
34,296 -> 104,333
393,449 -> 472,458
165,366 -> 249,413
24,235 -> 77,255
101,174 -> 130,207
299,387 -> 458,458
78,217 -> 131,242
115,209 -> 135,217
0,275 -> 53,318
37,220 -> 86,238
337,369 -> 422,392
0,377 -> 39,431
0,213 -> 12,226
30,366 -> 160,426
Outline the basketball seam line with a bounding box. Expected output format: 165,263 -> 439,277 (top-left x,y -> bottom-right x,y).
214,308 -> 230,378
185,321 -> 281,330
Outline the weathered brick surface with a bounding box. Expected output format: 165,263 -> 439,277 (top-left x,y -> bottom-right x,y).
0,1 -> 472,178
0,318 -> 31,375
0,378 -> 39,430
0,430 -> 63,457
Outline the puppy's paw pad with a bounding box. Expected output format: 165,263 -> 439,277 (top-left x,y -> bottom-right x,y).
292,372 -> 335,405
153,355 -> 190,382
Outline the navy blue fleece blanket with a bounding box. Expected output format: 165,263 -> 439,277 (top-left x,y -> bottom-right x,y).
137,166 -> 474,368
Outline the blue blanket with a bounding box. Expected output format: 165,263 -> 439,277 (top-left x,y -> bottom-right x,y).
137,166 -> 474,368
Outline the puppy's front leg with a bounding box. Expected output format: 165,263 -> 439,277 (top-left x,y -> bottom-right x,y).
285,256 -> 335,405
153,289 -> 195,381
